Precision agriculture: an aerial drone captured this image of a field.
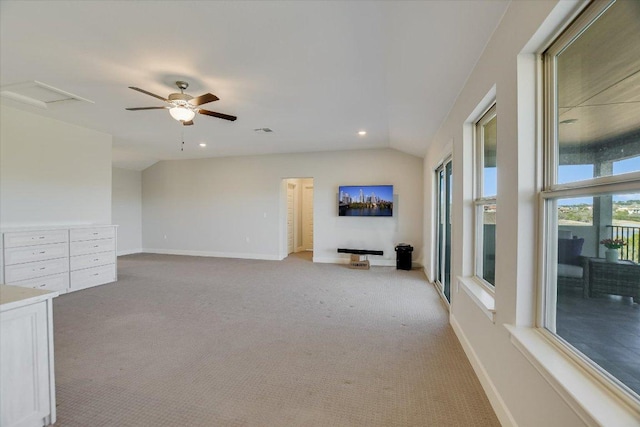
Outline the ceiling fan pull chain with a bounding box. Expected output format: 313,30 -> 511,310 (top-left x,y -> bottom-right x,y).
181,129 -> 184,152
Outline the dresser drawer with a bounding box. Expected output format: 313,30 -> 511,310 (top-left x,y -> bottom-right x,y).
4,242 -> 69,266
70,227 -> 115,242
12,272 -> 69,292
71,251 -> 116,271
5,258 -> 69,283
70,238 -> 115,256
3,229 -> 68,248
70,264 -> 116,291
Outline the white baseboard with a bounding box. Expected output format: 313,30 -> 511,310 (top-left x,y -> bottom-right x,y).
313,256 -> 423,268
450,314 -> 517,427
140,250 -> 420,267
422,268 -> 432,283
142,248 -> 282,261
313,256 -> 349,264
313,256 -> 396,266
118,248 -> 143,256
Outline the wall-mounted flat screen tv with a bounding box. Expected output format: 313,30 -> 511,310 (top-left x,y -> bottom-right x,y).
338,185 -> 393,217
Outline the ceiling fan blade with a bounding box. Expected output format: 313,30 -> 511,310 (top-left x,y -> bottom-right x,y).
198,109 -> 237,121
189,93 -> 219,106
129,87 -> 168,102
182,120 -> 194,126
125,106 -> 168,111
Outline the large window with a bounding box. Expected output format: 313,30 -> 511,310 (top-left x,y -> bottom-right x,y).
543,0 -> 640,401
475,105 -> 497,287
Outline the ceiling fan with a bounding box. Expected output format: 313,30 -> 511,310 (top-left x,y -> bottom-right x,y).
126,81 -> 237,126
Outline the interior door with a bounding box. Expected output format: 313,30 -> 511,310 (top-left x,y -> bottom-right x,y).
436,159 -> 452,303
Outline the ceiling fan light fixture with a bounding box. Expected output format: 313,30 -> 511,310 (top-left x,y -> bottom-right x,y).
127,82 -> 236,125
169,106 -> 195,122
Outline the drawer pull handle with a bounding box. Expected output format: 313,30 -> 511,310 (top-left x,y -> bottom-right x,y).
39,284 -> 46,288
36,267 -> 46,270
39,251 -> 46,254
94,258 -> 100,261
93,232 -> 99,235
94,245 -> 99,248
92,273 -> 100,276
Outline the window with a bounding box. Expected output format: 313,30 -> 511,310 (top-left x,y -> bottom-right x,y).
435,158 -> 452,302
474,104 -> 497,287
543,0 -> 640,401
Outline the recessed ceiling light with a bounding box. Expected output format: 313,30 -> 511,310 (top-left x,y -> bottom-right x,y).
199,143 -> 207,147
358,130 -> 367,136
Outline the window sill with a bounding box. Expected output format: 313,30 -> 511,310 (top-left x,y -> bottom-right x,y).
457,276 -> 495,322
505,325 -> 640,426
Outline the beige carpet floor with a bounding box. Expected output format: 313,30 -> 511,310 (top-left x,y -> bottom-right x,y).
52,253 -> 499,426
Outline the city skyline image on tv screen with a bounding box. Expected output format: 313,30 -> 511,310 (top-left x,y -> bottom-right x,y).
338,185 -> 393,217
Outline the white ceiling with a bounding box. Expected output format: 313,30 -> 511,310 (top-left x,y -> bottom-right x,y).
0,1 -> 508,170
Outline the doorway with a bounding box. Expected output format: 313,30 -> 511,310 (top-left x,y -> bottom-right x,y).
284,178 -> 314,259
435,159 -> 452,303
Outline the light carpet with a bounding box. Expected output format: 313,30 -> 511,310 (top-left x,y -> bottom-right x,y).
52,253 -> 499,426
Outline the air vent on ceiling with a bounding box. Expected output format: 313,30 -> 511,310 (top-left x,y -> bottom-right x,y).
254,127 -> 273,133
0,80 -> 94,109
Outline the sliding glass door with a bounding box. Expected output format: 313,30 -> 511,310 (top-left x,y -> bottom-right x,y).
435,159 -> 452,303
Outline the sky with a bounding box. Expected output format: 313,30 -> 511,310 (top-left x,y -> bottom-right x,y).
339,185 -> 393,202
483,155 -> 639,205
558,157 -> 639,205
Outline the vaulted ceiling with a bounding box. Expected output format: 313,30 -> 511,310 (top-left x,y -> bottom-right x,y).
0,1 -> 509,170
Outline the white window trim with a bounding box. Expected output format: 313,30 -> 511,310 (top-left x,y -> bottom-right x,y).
539,0 -> 640,410
458,275 -> 496,322
473,103 -> 497,292
507,325 -> 640,425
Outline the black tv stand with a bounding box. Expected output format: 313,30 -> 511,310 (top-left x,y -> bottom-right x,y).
337,248 -> 384,256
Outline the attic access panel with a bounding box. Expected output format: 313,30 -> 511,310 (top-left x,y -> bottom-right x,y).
0,80 -> 94,109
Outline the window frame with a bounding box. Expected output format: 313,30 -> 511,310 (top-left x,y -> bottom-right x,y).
473,103 -> 497,290
434,156 -> 453,303
540,0 -> 640,406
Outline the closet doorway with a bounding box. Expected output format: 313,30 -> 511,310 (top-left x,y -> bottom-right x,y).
284,178 -> 314,258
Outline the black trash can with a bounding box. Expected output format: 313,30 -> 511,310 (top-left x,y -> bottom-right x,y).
395,244 -> 413,270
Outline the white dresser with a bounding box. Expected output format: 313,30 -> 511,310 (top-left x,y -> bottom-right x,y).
69,226 -> 117,292
1,225 -> 117,294
0,285 -> 58,427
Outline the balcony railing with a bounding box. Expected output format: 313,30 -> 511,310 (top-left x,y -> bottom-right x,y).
607,225 -> 640,263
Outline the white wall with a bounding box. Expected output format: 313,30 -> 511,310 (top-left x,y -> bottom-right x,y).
0,105 -> 112,228
112,167 -> 142,255
422,1 -> 592,426
142,148 -> 423,266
